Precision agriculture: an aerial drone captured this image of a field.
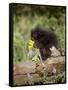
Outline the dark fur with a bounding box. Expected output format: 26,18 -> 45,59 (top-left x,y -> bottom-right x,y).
31,27 -> 58,60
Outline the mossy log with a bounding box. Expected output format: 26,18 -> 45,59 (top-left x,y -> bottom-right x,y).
13,56 -> 65,86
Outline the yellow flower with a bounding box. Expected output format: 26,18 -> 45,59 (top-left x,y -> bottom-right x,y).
28,40 -> 34,50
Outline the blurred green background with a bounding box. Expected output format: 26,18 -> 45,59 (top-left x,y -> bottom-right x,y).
13,4 -> 66,63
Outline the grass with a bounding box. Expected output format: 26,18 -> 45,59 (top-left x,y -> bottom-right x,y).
13,12 -> 65,63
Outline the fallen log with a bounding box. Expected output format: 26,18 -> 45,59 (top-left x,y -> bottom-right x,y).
13,56 -> 65,86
